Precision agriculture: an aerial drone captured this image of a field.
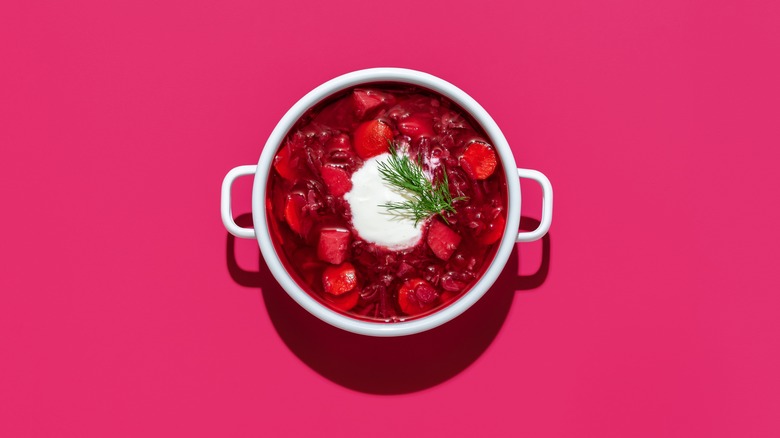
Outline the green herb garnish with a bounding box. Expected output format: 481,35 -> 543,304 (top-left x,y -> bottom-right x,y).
377,143 -> 466,225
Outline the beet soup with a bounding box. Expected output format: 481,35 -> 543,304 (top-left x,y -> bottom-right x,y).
266,84 -> 508,322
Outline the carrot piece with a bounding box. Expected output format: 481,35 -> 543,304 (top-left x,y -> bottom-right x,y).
460,142 -> 497,180
322,262 -> 358,295
397,278 -> 438,315
353,120 -> 393,160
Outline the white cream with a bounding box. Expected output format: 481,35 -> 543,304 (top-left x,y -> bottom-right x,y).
344,153 -> 424,250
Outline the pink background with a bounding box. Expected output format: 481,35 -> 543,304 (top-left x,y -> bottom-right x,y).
2,0 -> 779,436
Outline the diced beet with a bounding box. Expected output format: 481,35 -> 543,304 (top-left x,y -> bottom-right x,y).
324,288 -> 359,311
397,278 -> 438,315
273,144 -> 303,180
353,89 -> 393,119
398,113 -> 435,139
322,262 -> 358,295
320,165 -> 352,197
353,120 -> 393,160
312,97 -> 355,132
426,220 -> 462,261
317,228 -> 351,264
284,194 -> 307,235
460,141 -> 497,180
475,214 -> 505,245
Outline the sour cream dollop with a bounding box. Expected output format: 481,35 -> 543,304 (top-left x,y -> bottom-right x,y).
344,153 -> 424,250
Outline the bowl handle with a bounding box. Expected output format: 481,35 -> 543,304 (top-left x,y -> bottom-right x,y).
221,165 -> 257,239
516,168 -> 553,242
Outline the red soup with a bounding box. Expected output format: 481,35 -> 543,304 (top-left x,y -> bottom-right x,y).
266,84 -> 507,322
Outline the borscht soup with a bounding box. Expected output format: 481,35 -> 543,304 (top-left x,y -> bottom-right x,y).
266,84 -> 508,322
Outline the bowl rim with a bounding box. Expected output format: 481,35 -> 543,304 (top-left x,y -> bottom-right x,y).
252,67 -> 521,337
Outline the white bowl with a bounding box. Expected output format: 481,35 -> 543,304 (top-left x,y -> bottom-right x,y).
221,68 -> 553,337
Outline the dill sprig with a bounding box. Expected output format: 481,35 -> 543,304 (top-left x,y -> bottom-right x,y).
377,143 -> 466,225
